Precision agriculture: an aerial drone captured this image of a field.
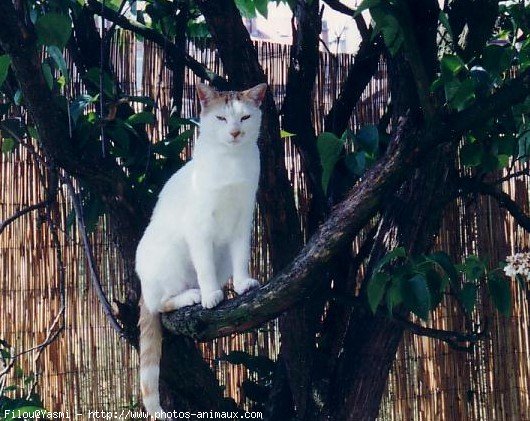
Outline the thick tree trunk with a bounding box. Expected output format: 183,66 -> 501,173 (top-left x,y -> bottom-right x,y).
327,146 -> 455,420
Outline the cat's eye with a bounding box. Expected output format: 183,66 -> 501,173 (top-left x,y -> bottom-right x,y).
241,115 -> 251,122
216,115 -> 227,122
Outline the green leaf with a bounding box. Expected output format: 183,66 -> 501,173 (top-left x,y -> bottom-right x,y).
168,116 -> 197,130
440,54 -> 465,79
446,78 -> 476,111
497,154 -> 510,168
47,46 -> 69,83
367,272 -> 390,314
152,129 -> 194,158
488,274 -> 512,316
355,125 -> 379,154
280,129 -> 295,138
428,251 -> 459,289
42,62 -> 54,90
482,44 -> 514,76
187,21 -> 211,38
496,135 -> 517,156
374,247 -> 406,272
459,282 -> 478,313
400,274 -> 431,320
425,268 -> 445,310
355,0 -> 381,15
462,255 -> 486,281
234,0 -> 257,18
70,94 -> 98,125
85,68 -> 116,98
460,142 -> 483,167
371,8 -> 404,56
254,0 -> 268,18
1,137 -> 16,153
126,95 -> 156,108
127,111 -> 156,126
0,54 -> 11,87
386,281 -> 403,315
344,152 -> 366,176
317,132 -> 344,194
35,13 -> 72,48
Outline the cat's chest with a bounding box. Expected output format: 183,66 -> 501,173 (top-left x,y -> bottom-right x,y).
194,153 -> 259,191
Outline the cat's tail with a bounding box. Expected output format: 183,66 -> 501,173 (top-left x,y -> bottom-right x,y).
139,297 -> 165,419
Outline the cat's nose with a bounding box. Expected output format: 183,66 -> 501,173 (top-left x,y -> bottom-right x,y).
230,130 -> 241,138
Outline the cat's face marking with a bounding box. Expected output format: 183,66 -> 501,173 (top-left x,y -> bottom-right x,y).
197,83 -> 267,146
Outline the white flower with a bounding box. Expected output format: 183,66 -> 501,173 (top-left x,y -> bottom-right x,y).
504,252 -> 530,281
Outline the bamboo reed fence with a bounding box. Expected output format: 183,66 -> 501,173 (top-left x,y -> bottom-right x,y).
0,31 -> 529,419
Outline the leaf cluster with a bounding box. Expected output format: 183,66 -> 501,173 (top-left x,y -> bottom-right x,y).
367,249 -> 513,320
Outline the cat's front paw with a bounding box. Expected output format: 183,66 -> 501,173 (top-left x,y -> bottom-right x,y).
201,289 -> 224,309
234,278 -> 260,295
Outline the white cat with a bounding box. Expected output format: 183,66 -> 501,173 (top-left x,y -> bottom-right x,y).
135,82 -> 267,417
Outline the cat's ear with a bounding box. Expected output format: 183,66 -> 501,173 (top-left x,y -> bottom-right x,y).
196,83 -> 218,107
242,83 -> 267,106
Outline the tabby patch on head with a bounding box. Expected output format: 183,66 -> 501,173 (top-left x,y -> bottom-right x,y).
196,83 -> 267,110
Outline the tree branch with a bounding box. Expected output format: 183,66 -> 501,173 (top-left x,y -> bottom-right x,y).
394,315 -> 488,352
0,201 -> 46,235
86,0 -> 228,89
458,177 -> 530,233
63,175 -> 126,337
322,0 -> 369,40
324,34 -> 383,135
491,167 -> 530,185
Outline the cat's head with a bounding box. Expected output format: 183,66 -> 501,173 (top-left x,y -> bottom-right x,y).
196,83 -> 267,147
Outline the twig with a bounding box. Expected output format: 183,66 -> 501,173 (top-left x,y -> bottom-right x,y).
25,306 -> 65,399
458,177 -> 530,233
491,167 -> 530,184
62,176 -> 125,337
394,315 -> 488,352
0,201 -> 47,234
319,37 -> 337,59
0,307 -> 65,396
322,0 -> 369,40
